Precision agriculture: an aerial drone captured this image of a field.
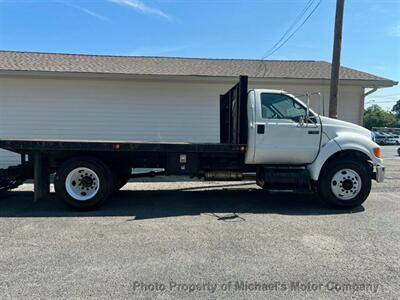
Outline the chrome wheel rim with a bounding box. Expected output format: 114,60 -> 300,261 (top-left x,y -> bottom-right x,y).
65,167 -> 100,201
331,168 -> 362,200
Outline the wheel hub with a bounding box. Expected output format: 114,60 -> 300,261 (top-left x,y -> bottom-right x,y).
65,167 -> 100,201
80,176 -> 94,188
342,179 -> 353,190
331,168 -> 362,200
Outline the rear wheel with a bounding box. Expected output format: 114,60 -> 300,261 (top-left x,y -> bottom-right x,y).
318,159 -> 371,209
54,158 -> 114,210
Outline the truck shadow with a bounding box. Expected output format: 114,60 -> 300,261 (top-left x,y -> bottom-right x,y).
0,185 -> 364,219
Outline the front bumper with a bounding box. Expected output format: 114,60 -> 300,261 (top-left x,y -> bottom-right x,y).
374,164 -> 385,183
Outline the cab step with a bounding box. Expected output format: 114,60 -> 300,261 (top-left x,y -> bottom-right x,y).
256,166 -> 312,190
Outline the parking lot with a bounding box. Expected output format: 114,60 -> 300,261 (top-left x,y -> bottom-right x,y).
0,146 -> 399,299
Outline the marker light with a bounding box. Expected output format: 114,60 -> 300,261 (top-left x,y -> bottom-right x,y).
373,147 -> 381,158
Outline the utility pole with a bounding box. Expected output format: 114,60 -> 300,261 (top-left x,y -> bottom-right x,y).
329,0 -> 345,119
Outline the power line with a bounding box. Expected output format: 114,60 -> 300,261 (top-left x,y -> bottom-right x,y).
365,100 -> 398,105
258,0 -> 322,77
260,0 -> 316,59
262,0 -> 322,60
369,94 -> 400,98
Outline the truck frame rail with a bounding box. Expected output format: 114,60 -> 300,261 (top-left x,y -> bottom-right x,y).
0,138 -> 248,201
0,139 -> 245,153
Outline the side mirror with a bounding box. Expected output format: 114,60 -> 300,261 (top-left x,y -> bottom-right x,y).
305,93 -> 310,124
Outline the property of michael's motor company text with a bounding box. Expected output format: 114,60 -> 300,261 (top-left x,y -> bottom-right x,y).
131,281 -> 381,294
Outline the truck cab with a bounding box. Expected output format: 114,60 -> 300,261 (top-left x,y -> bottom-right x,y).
246,89 -> 321,165
249,90 -> 385,208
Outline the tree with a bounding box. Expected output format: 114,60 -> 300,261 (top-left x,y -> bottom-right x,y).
392,100 -> 400,116
363,104 -> 398,130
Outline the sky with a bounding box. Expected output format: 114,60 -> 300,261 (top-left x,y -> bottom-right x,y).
0,0 -> 399,110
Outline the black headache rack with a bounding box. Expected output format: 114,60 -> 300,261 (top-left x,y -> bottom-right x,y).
220,75 -> 248,144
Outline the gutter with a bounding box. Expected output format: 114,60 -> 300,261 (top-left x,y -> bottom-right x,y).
0,70 -> 398,88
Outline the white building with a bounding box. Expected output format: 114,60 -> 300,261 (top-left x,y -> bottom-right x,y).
0,51 -> 397,167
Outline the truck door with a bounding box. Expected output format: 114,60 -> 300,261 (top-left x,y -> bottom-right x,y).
252,91 -> 321,164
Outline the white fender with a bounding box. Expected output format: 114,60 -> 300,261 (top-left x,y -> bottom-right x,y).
307,132 -> 382,181
307,136 -> 340,181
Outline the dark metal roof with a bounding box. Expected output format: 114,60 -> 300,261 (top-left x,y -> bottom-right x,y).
0,51 -> 396,85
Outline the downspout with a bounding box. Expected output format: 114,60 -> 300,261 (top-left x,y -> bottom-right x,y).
360,87 -> 378,125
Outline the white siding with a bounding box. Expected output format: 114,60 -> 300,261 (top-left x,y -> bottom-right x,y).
337,86 -> 364,124
0,78 -> 224,142
0,76 -> 363,168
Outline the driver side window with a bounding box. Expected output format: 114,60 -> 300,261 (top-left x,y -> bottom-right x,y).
261,93 -> 306,122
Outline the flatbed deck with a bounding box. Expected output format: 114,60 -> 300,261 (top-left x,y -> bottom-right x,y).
0,139 -> 245,154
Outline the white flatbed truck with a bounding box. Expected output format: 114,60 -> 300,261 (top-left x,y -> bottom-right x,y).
0,76 -> 385,210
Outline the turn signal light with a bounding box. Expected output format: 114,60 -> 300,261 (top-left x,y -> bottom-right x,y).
373,147 -> 381,158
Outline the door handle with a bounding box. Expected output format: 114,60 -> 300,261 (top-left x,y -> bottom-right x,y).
257,124 -> 265,134
308,130 -> 320,135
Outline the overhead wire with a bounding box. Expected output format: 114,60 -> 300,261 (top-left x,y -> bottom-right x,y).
260,0 -> 316,59
258,0 -> 323,77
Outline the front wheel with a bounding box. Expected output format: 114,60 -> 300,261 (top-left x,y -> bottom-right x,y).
54,157 -> 114,210
318,159 -> 371,209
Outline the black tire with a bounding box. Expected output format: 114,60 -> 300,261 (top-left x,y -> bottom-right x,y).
398,148 -> 400,156
54,157 -> 114,210
318,158 -> 371,209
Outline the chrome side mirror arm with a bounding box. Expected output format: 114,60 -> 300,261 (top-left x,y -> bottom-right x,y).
298,116 -> 305,127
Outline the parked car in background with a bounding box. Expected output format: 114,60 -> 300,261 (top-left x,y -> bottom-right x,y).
387,133 -> 400,145
373,132 -> 388,145
380,132 -> 397,145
